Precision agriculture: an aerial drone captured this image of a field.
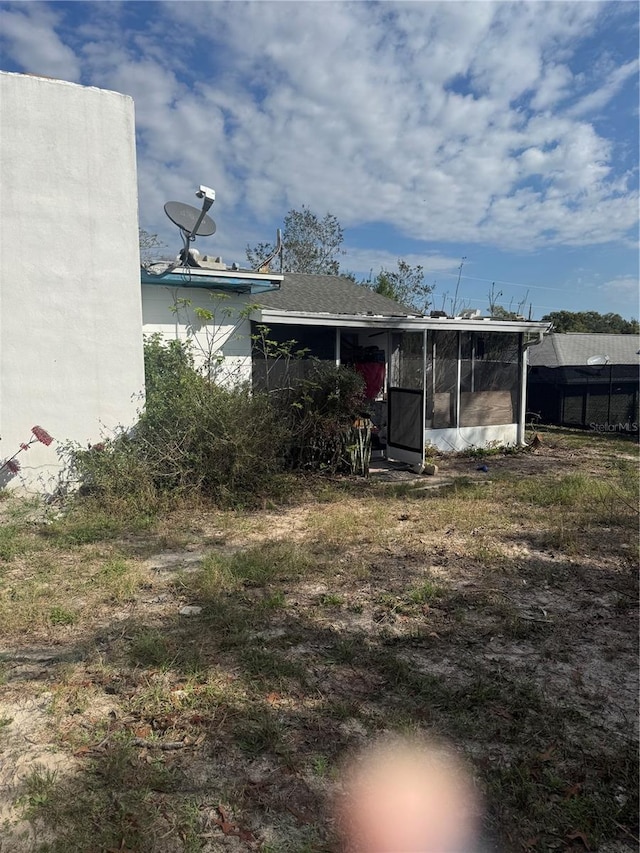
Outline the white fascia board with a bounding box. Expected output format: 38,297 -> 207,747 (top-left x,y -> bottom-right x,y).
186,268 -> 284,283
252,309 -> 422,330
252,308 -> 551,335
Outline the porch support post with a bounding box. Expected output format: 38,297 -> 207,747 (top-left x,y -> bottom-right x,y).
421,328 -> 427,464
455,331 -> 462,429
471,334 -> 475,392
517,334 -> 528,445
335,328 -> 341,367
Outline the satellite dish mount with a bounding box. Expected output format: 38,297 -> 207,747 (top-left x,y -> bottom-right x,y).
164,185 -> 217,265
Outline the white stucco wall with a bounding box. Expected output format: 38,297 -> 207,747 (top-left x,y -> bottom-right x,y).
0,73 -> 145,490
141,284 -> 253,385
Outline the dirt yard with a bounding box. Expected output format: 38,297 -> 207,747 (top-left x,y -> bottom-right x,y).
0,427 -> 637,852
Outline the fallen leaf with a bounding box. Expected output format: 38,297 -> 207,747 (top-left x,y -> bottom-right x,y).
566,829 -> 590,850
213,805 -> 256,843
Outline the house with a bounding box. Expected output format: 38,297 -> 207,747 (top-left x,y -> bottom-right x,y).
0,73 -> 144,490
528,333 -> 640,433
1,70 -> 550,491
142,264 -> 550,463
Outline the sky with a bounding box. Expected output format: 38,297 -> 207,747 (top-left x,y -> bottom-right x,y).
1,0 -> 638,320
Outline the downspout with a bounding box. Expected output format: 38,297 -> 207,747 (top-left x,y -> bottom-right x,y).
519,330 -> 546,445
335,328 -> 341,367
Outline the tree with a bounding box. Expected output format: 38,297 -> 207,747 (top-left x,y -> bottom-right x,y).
371,259 -> 433,313
488,304 -> 524,320
541,311 -> 639,334
246,206 -> 344,274
139,228 -> 166,266
486,283 -> 530,320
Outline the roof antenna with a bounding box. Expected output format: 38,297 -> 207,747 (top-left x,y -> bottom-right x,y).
451,256 -> 467,317
253,229 -> 283,273
164,185 -> 217,267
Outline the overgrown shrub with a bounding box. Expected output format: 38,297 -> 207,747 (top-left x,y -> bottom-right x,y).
71,336 -> 290,508
69,337 -> 366,510
285,362 -> 367,471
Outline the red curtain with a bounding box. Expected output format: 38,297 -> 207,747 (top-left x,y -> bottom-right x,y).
355,362 -> 385,400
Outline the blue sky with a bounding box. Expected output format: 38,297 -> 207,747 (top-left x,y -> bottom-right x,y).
1,0 -> 638,319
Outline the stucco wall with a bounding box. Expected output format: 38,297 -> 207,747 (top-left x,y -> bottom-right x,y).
0,73 -> 145,490
141,284 -> 253,385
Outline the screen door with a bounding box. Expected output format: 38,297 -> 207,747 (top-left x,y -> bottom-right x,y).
387,330 -> 426,466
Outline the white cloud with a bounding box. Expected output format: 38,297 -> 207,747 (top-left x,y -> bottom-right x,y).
530,63 -> 574,110
0,3 -> 81,81
156,1 -> 636,250
1,0 -> 637,260
599,276 -> 640,301
341,248 -> 462,279
568,58 -> 640,118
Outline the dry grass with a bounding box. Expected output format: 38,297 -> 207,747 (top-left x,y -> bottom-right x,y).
0,426 -> 637,852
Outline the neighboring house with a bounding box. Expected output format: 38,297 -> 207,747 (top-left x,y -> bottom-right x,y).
528,333 -> 640,433
0,73 -> 145,490
142,265 -> 550,462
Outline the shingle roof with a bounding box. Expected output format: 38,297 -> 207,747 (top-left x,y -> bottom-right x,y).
528,333 -> 640,367
256,273 -> 419,317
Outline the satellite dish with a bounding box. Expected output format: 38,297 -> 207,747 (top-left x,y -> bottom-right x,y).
164,201 -> 216,237
586,354 -> 610,366
155,185 -> 217,269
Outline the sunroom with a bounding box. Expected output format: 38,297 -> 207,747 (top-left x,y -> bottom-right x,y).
250,301 -> 550,465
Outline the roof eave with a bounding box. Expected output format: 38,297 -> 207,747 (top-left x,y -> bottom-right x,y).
141,265 -> 283,295
252,308 -> 551,334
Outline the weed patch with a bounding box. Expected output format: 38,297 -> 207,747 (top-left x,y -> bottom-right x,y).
407,580 -> 444,604
48,606 -> 77,626
21,740 -> 197,853
187,541 -> 314,601
0,525 -> 30,562
42,502 -> 154,546
0,433 -> 636,853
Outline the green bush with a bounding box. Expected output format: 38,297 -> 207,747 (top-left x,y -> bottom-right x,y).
285,362 -> 367,471
69,337 -> 289,508
68,338 -> 367,510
